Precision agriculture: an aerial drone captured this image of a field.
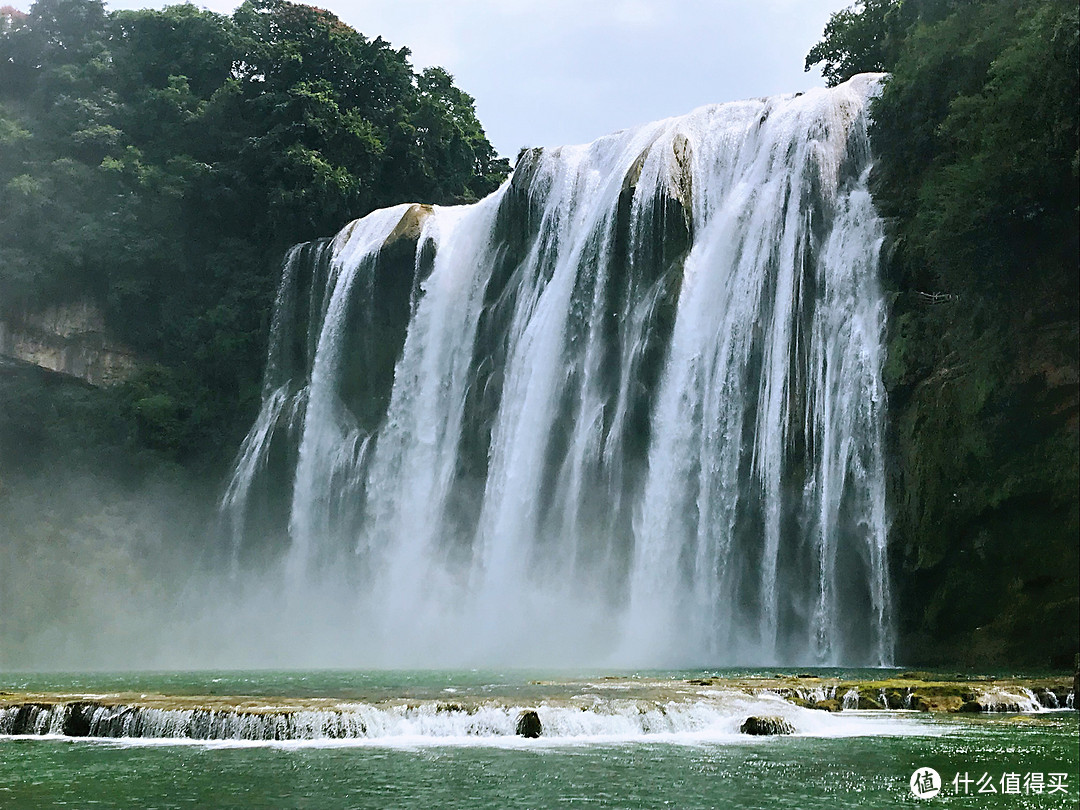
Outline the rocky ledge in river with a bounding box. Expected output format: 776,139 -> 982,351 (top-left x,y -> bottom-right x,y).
0,671 -> 1073,741
683,672 -> 1076,713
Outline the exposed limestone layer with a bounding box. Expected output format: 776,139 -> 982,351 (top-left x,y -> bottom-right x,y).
621,133 -> 693,218
383,203 -> 434,249
0,301 -> 145,386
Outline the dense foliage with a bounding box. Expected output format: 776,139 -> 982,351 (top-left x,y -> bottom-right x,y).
809,0 -> 1079,666
0,0 -> 509,466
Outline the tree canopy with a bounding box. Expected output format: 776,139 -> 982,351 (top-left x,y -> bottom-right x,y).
0,0 -> 510,462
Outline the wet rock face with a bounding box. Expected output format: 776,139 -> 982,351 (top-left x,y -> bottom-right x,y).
62,702 -> 95,737
515,709 -> 542,738
739,716 -> 795,735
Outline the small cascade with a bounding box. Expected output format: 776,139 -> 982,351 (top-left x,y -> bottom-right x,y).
221,74 -> 894,667
973,688 -> 1043,713
0,695 -> 808,742
0,689 -> 946,743
775,685 -> 838,705
841,689 -> 859,710
1017,688 -> 1043,712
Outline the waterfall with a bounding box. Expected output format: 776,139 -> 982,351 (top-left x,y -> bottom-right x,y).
221,74 -> 893,667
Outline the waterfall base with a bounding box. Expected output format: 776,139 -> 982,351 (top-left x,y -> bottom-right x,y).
3,674 -> 1071,743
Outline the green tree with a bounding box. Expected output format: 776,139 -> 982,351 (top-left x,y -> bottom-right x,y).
0,0 -> 511,467
804,0 -> 912,85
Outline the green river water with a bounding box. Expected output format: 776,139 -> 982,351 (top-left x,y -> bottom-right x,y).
0,670 -> 1076,809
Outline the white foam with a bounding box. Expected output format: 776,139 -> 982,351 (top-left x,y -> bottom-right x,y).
0,691 -> 943,748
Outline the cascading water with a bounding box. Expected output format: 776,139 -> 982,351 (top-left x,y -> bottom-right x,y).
221,73 -> 893,668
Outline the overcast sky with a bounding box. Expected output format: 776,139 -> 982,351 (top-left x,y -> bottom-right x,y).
12,0 -> 848,157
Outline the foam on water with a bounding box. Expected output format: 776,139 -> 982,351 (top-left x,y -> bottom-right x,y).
0,691 -> 942,747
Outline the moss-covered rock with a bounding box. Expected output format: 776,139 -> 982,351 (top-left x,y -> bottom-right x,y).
884,268 -> 1079,672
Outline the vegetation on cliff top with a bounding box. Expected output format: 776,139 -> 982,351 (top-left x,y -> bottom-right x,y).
0,0 -> 510,467
808,0 -> 1079,667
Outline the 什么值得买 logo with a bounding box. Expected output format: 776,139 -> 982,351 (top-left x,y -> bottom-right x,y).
910,767 -> 942,799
